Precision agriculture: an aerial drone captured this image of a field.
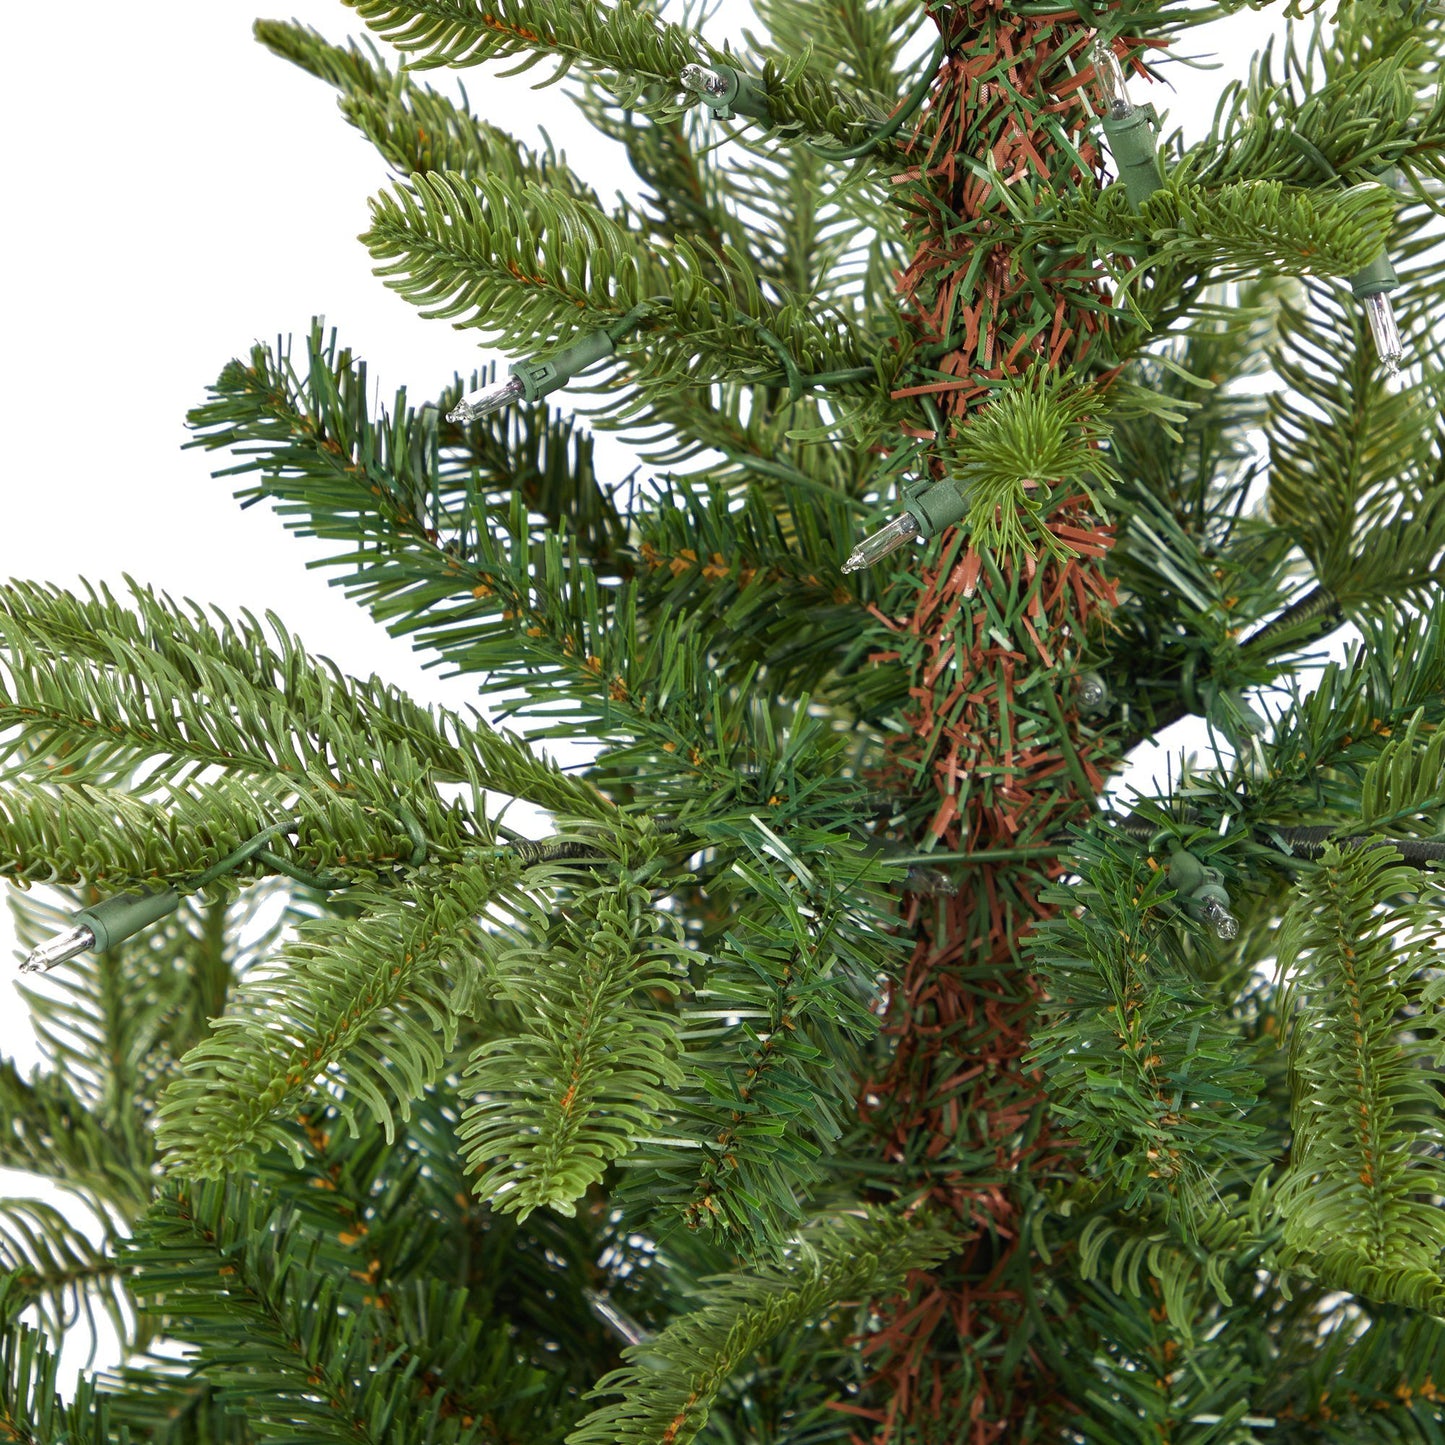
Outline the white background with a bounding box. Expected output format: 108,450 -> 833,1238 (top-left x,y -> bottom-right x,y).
0,0 -> 1290,1389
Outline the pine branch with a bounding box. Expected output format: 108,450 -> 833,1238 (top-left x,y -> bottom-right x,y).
128,1178 -> 558,1445
1272,842 -> 1445,1308
8,883 -> 287,1168
1265,259 -> 1445,609
1026,830 -> 1267,1216
96,1360 -> 254,1445
254,19 -> 605,206
1032,178 -> 1398,306
609,826 -> 904,1250
0,776 -> 443,894
0,1273 -> 123,1445
361,169 -> 871,389
0,577 -> 612,824
1358,706 -> 1445,828
154,856 -> 525,1177
940,371 -> 1118,565
747,0 -> 920,102
0,1061 -> 149,1220
1185,8 -> 1445,195
459,866 -> 686,1221
341,0 -> 899,155
189,324 -> 626,579
565,1206 -> 956,1445
567,79 -> 754,297
0,1199 -> 131,1358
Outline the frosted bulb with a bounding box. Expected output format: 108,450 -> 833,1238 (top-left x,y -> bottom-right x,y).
1363,292 -> 1405,374
1091,39 -> 1134,119
448,375 -> 525,424
20,925 -> 96,974
842,512 -> 921,574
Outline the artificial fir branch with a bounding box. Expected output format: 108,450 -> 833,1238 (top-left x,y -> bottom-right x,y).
153,858 -> 525,1177
10,0 -> 1445,1438
342,0 -> 911,156
565,1206 -> 956,1445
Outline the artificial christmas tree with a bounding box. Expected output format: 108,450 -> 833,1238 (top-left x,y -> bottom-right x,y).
3,0 -> 1445,1440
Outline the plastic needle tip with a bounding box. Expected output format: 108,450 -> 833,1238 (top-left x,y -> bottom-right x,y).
448,375 -> 525,424
20,925 -> 96,974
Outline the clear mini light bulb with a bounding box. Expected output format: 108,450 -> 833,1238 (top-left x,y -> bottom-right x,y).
1363,292 -> 1405,374
680,63 -> 729,100
447,375 -> 526,424
1198,898 -> 1239,942
1076,673 -> 1110,713
1091,38 -> 1134,119
582,1287 -> 650,1346
20,924 -> 97,974
841,512 -> 921,574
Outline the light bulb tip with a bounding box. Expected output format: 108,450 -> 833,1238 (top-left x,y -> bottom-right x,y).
448,375 -> 524,424
19,925 -> 97,974
680,63 -> 726,97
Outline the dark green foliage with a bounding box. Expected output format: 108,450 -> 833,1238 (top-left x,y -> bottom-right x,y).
1272,843 -> 1445,1307
0,1273 -> 128,1444
566,1207 -> 956,1445
126,1176 -> 578,1443
1026,827 -> 1267,1216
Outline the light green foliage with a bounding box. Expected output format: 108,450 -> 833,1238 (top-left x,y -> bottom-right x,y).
1032,177 -> 1397,307
566,1207 -> 955,1445
460,863 -> 687,1219
362,168 -> 870,398
946,372 -> 1118,563
0,576 -> 610,825
1274,842 -> 1445,1309
342,0 -> 899,153
1182,7 -> 1445,194
256,19 -> 607,203
154,857 -> 520,1176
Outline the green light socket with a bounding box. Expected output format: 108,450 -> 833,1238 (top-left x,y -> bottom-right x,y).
1166,845 -> 1207,898
1100,107 -> 1164,211
1349,247 -> 1399,300
696,65 -> 771,123
902,477 -> 970,538
511,329 -> 617,402
73,886 -> 180,953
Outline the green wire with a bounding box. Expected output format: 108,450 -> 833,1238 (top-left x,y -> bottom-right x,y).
605,294 -> 875,402
187,807 -> 431,896
802,37 -> 945,162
